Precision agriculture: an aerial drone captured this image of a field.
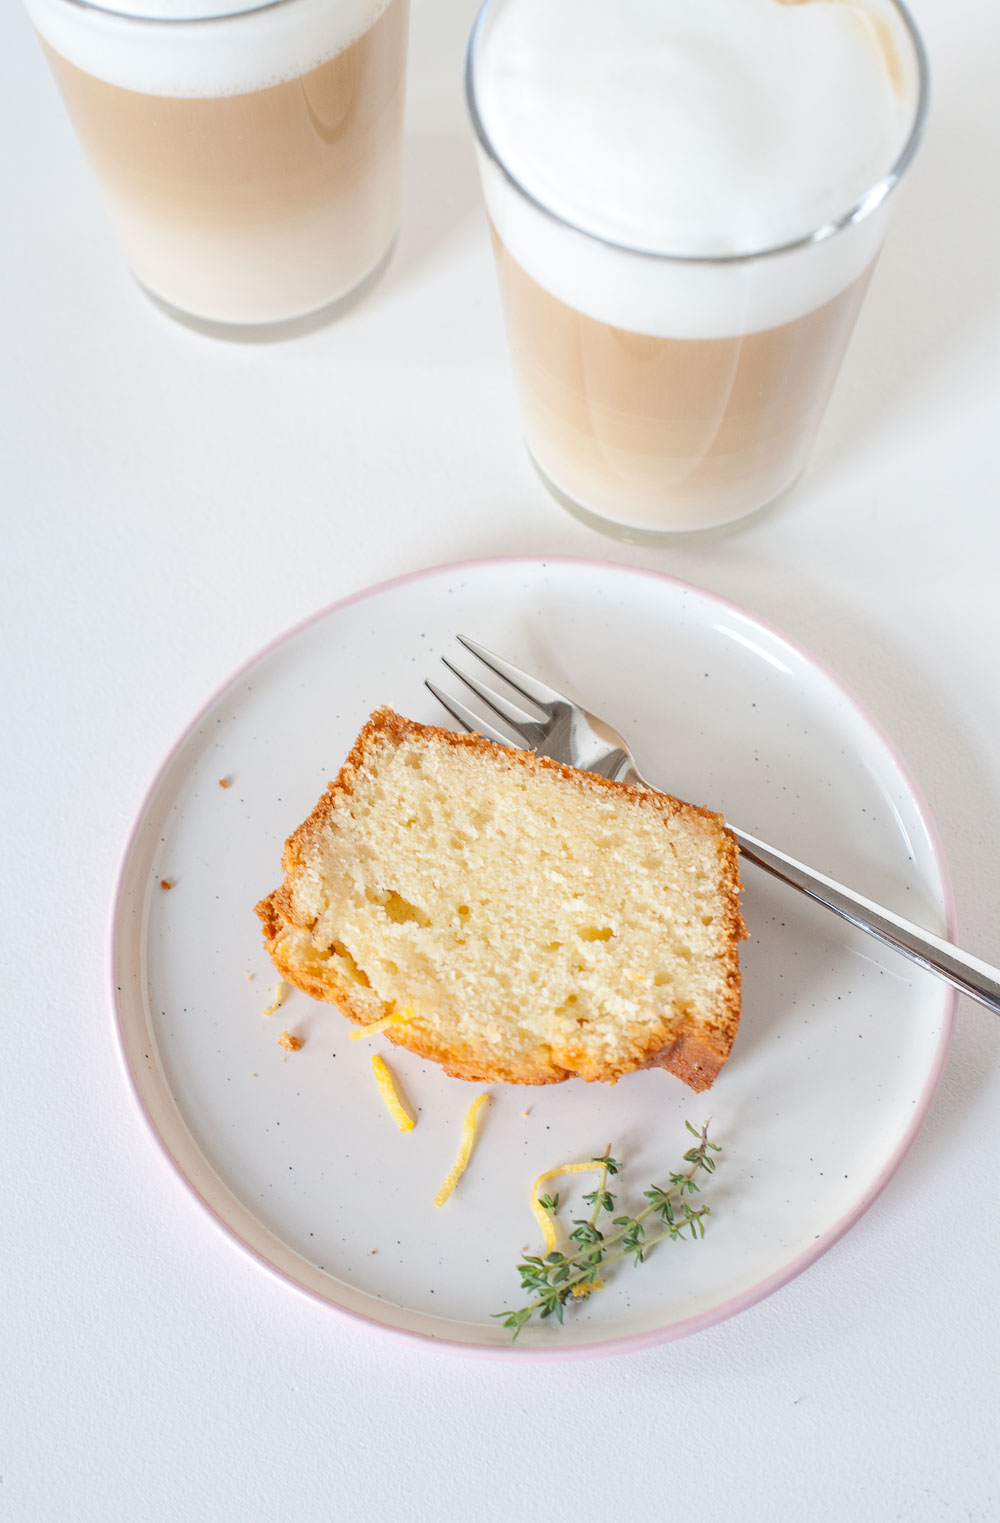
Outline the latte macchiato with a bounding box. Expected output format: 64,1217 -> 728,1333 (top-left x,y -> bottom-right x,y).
491,232 -> 875,531
29,0 -> 408,328
468,0 -> 927,533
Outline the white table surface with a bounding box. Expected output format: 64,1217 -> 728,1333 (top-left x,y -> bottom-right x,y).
3,1 -> 999,1518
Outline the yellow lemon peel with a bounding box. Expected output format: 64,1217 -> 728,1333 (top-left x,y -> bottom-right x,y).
570,1278 -> 604,1298
434,1093 -> 490,1207
370,1054 -> 415,1132
530,1161 -> 608,1252
349,1008 -> 412,1041
260,981 -> 286,1016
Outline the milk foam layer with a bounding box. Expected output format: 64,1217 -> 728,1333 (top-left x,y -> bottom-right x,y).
27,0 -> 389,95
471,0 -> 924,338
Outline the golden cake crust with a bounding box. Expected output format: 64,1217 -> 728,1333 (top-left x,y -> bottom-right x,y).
255,707 -> 746,1092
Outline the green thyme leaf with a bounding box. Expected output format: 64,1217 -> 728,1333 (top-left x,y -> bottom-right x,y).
494,1121 -> 723,1341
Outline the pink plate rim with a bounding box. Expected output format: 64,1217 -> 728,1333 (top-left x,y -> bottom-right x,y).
107,554 -> 957,1361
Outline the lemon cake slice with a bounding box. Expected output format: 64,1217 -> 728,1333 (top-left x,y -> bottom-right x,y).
255,707 -> 746,1092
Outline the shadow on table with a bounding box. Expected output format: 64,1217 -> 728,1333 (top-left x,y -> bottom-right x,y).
380,128 -> 483,295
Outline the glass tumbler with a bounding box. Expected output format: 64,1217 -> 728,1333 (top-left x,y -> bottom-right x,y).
29,0 -> 409,335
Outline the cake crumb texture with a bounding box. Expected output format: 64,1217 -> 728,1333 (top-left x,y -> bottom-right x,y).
255,708 -> 746,1092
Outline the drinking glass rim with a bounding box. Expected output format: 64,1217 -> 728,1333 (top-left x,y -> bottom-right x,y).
465,0 -> 930,268
50,0 -> 314,24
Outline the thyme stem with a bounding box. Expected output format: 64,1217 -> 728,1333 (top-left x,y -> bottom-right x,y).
494,1120 -> 721,1341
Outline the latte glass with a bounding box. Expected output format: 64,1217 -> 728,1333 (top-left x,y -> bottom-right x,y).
29,0 -> 409,335
466,0 -> 929,538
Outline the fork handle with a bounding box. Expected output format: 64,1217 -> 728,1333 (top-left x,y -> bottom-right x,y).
732,825 -> 1000,1016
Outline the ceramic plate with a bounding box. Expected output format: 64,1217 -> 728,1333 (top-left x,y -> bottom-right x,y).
111,558 -> 954,1358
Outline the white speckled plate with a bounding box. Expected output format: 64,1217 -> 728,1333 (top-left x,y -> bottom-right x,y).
111,557 -> 954,1358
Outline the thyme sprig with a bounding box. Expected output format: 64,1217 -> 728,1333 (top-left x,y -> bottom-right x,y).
496,1120 -> 721,1342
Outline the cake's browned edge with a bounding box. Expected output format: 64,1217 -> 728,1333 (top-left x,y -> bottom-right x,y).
255,706 -> 747,1092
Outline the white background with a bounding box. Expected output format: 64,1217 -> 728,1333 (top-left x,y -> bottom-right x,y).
2,0 -> 998,1518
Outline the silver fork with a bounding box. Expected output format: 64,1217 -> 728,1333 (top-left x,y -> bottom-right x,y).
427,634 -> 1000,1018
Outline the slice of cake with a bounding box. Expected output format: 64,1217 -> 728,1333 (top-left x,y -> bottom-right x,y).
255,708 -> 746,1092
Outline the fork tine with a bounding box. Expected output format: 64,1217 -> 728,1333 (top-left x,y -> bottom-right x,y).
424,680 -> 518,749
455,634 -> 566,714
439,656 -> 540,741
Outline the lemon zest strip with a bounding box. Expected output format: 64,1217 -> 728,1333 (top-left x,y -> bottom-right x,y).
571,1278 -> 605,1298
370,1054 -> 415,1132
260,981 -> 286,1016
531,1161 -> 608,1253
349,1008 -> 411,1041
434,1093 -> 490,1207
